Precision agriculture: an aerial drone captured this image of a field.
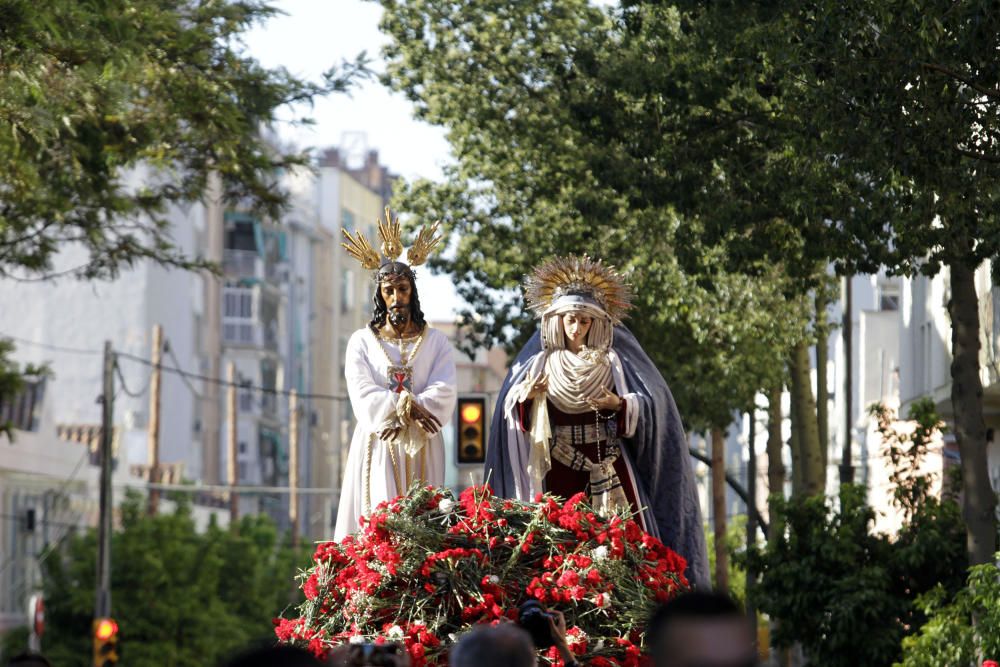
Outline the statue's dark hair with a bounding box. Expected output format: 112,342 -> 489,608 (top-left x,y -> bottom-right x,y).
368,262 -> 427,331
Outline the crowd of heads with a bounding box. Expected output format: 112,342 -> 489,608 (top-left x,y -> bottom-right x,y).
4,591 -> 755,667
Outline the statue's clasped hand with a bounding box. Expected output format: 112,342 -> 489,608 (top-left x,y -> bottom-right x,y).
410,402 -> 442,435
526,373 -> 548,399
586,387 -> 623,412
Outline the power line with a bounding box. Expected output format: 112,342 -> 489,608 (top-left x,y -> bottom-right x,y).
0,332 -> 102,356
0,449 -> 90,582
116,351 -> 348,402
0,331 -> 348,401
164,339 -> 202,399
113,359 -> 152,398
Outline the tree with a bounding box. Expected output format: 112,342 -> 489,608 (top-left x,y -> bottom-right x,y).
25,492 -> 309,667
0,0 -> 364,409
729,0 -> 1000,567
585,0 -> 1000,562
377,0 -> 812,435
899,560 -> 1000,667
746,399 -> 967,665
1,0 -> 365,281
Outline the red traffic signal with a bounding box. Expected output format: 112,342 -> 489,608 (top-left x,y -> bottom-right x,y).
456,396 -> 487,464
93,617 -> 119,665
94,618 -> 118,641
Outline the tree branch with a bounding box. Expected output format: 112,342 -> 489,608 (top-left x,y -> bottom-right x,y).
920,61 -> 1000,101
955,147 -> 1000,163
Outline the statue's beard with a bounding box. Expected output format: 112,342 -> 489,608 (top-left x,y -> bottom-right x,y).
388,305 -> 410,327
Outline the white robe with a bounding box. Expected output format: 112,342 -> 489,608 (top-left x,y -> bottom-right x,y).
333,326 -> 457,541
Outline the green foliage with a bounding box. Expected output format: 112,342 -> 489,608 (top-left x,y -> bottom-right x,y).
378,0 -> 813,430
28,491 -> 310,667
0,0 -> 365,281
705,514 -> 748,608
899,561 -> 1000,667
0,626 -> 30,662
748,401 -> 967,666
0,0 -> 364,434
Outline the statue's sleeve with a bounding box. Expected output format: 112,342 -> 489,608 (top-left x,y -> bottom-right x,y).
609,350 -> 642,437
414,332 -> 457,425
344,330 -> 397,431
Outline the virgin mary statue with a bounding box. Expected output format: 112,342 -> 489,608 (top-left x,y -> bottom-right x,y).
485,256 -> 709,588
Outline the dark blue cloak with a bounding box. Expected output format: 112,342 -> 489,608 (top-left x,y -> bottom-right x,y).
484,326 -> 710,589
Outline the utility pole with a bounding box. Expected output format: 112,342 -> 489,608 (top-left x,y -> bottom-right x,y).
841,275 -> 855,486
711,427 -> 729,593
745,410 -> 758,641
95,341 -> 114,620
289,389 -> 299,548
227,361 -> 238,526
147,324 -> 163,515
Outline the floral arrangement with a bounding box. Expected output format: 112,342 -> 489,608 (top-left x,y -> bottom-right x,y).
275,485 -> 689,666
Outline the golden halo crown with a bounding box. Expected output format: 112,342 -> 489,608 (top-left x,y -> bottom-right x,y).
341,206 -> 443,272
524,255 -> 633,324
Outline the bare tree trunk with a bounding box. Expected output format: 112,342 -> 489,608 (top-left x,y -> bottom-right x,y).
711,427 -> 729,593
788,342 -> 824,496
788,404 -> 804,497
767,385 -> 785,519
815,294 -> 829,474
947,261 -> 998,566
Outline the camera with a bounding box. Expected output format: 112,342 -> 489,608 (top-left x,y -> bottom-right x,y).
344,642 -> 407,667
517,599 -> 556,649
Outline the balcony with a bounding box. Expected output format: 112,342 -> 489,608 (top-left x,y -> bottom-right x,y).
223,249 -> 286,284
224,249 -> 263,279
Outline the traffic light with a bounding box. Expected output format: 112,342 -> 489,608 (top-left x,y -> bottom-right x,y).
456,396 -> 487,464
93,617 -> 119,666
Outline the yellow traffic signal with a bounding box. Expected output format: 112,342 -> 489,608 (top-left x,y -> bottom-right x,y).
93,617 -> 119,666
457,396 -> 487,464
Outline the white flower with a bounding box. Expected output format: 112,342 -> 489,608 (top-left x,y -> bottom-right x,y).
487,575 -> 500,585
438,498 -> 456,513
387,625 -> 405,640
593,545 -> 609,560
448,633 -> 458,643
349,635 -> 367,645
595,639 -> 606,651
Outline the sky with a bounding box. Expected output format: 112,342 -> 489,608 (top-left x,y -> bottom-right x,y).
243,0 -> 452,181
243,1 -> 461,320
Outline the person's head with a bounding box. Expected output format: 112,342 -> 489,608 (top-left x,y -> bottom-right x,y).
6,653 -> 52,667
222,644 -> 323,667
646,592 -> 756,667
449,624 -> 537,667
370,262 -> 426,331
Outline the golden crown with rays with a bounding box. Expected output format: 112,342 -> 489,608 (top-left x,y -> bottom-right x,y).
524,255 -> 634,324
341,206 -> 443,274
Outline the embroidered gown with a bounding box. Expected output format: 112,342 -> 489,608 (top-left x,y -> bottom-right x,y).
503,349 -> 647,528
333,326 -> 457,541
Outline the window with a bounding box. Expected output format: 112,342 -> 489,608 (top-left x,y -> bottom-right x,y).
223,287 -> 256,344
0,377 -> 45,432
224,290 -> 253,318
879,292 -> 900,312
238,441 -> 248,454
340,269 -> 355,314
342,208 -> 355,230
239,382 -> 253,412
339,335 -> 350,379
225,219 -> 257,251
